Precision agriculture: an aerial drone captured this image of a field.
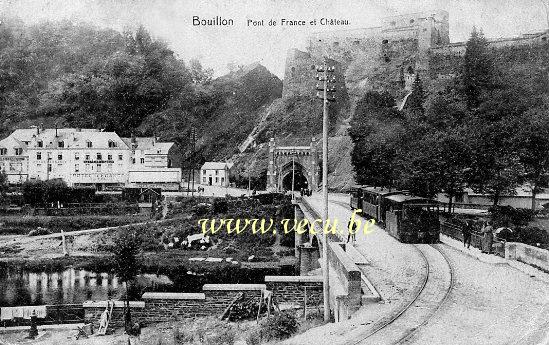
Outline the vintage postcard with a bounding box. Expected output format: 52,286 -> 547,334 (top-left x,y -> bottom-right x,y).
0,1 -> 548,344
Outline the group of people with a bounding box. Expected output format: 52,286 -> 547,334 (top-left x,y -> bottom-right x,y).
299,188 -> 312,197
461,219 -> 494,254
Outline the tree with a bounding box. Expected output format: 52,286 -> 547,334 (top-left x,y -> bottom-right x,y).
0,170 -> 8,207
406,73 -> 425,116
461,27 -> 498,109
349,91 -> 406,188
112,228 -> 143,331
400,129 -> 471,210
516,106 -> 549,210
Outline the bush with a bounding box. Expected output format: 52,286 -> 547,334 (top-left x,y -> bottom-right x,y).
489,206 -> 535,227
212,198 -> 229,214
516,226 -> 549,248
257,312 -> 299,342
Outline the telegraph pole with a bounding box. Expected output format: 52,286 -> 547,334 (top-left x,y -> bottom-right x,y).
291,151 -> 296,201
315,59 -> 336,323
191,128 -> 196,197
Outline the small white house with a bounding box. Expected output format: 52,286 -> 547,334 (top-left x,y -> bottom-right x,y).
200,162 -> 232,187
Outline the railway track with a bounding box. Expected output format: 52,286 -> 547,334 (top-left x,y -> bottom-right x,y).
349,244 -> 455,345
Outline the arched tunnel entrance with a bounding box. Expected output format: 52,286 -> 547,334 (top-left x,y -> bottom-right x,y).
282,168 -> 309,192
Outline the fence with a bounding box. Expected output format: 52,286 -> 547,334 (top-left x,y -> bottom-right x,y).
439,221 -> 505,257
0,304 -> 84,328
31,203 -> 139,216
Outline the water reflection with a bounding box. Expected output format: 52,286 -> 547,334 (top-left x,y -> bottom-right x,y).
0,267 -> 173,307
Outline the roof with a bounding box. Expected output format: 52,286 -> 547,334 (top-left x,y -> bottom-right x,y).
362,186 -> 404,196
385,194 -> 437,204
201,162 -> 232,170
121,137 -> 174,154
8,128 -> 128,150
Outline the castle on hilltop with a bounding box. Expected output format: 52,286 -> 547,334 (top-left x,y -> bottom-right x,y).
283,10 -> 548,99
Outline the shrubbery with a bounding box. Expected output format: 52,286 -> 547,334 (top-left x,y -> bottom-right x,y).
246,312 -> 299,344
489,205 -> 535,227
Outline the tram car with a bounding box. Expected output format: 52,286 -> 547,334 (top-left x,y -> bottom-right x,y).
350,186 -> 402,223
350,186 -> 440,243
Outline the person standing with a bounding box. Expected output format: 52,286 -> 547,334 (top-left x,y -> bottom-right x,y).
462,220 -> 473,249
347,219 -> 357,244
481,221 -> 494,254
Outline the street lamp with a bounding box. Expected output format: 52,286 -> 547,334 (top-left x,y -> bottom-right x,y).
315,59 -> 336,323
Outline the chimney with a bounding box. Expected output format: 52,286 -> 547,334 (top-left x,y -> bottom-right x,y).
55,125 -> 58,137
38,123 -> 43,135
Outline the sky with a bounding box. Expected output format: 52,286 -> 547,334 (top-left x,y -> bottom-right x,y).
0,0 -> 547,77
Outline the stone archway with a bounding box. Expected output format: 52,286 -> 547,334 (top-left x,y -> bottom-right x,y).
281,161 -> 309,191
266,138 -> 319,192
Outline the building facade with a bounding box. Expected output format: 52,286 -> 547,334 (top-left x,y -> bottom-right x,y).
0,127 -> 181,190
200,162 -> 232,187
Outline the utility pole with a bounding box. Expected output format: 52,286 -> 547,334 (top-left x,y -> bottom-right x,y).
191,128 -> 196,197
291,153 -> 295,201
315,59 -> 336,323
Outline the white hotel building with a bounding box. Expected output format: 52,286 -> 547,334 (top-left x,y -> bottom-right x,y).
0,127 -> 181,190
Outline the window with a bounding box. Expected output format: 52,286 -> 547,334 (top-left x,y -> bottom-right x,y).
75,153 -> 80,160
97,153 -> 102,160
118,154 -> 123,160
86,141 -> 92,148
37,152 -> 42,160
215,177 -> 219,183
132,158 -> 136,164
37,141 -> 43,148
85,154 -> 90,161
57,154 -> 63,160
75,164 -> 79,172
215,170 -> 219,175
410,19 -> 415,24
108,140 -> 117,148
140,158 -> 144,164
107,154 -> 112,161
203,177 -> 206,182
382,39 -> 388,44
0,148 -> 6,155
58,141 -> 64,148
107,163 -> 113,171
48,164 -> 52,172
15,148 -> 23,156
202,170 -> 206,174
97,164 -> 102,172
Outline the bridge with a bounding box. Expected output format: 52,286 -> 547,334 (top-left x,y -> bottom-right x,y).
289,193 -> 549,344
266,138 -> 319,192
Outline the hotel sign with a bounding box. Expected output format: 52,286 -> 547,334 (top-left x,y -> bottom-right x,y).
83,160 -> 114,164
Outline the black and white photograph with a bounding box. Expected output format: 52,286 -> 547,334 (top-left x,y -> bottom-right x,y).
0,0 -> 549,344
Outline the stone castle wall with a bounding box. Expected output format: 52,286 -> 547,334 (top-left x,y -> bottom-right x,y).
283,9 -> 548,99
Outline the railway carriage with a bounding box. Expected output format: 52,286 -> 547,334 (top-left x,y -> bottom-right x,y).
384,194 -> 440,243
350,186 -> 441,244
350,186 -> 403,223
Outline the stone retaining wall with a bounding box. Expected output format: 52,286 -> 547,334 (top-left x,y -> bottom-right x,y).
506,242 -> 549,272
265,276 -> 323,308
83,282 -> 319,326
